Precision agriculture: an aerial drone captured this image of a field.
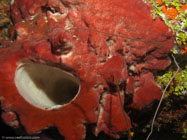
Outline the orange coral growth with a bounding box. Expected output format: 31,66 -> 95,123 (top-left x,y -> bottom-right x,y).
161,5 -> 178,20
180,5 -> 187,11
157,0 -> 163,5
181,46 -> 187,54
157,0 -> 187,20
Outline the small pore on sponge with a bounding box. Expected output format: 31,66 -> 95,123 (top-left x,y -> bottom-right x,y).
14,61 -> 80,110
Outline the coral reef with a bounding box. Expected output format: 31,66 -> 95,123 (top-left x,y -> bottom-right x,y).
0,0 -> 12,41
157,65 -> 187,96
0,0 -> 174,139
147,0 -> 187,52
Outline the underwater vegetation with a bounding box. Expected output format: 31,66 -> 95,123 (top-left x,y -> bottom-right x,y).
147,0 -> 187,139
157,66 -> 187,96
146,0 -> 187,52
